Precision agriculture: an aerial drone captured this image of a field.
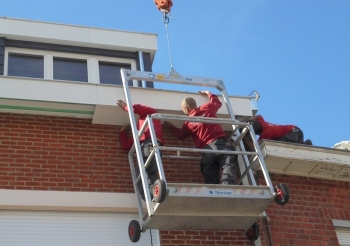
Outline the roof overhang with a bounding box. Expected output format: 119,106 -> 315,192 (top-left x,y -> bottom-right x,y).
0,17 -> 158,61
253,140 -> 350,182
0,76 -> 257,128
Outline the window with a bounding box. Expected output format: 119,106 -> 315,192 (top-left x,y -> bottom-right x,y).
53,57 -> 88,82
5,47 -> 138,86
8,53 -> 44,79
99,62 -> 131,85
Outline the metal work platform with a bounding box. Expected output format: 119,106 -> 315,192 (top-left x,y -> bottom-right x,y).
120,69 -> 289,243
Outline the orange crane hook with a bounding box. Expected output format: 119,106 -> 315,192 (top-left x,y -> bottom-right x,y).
154,0 -> 173,13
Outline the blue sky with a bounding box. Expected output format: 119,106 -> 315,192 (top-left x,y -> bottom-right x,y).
0,0 -> 349,148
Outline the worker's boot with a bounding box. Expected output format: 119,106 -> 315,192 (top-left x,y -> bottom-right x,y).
303,139 -> 313,145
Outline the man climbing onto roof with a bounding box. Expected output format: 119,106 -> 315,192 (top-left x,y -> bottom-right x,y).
117,100 -> 164,201
164,91 -> 237,185
243,114 -> 312,151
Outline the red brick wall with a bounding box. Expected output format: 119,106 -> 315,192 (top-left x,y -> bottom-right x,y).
0,113 -> 132,192
1,113 -> 348,246
259,174 -> 349,246
158,175 -> 348,246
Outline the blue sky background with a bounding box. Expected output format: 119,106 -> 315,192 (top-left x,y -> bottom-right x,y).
0,0 -> 349,148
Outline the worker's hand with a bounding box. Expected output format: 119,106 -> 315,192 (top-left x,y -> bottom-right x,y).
163,121 -> 173,128
120,124 -> 130,132
198,90 -> 210,95
117,100 -> 127,109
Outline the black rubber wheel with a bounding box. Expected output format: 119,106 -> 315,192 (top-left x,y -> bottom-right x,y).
153,179 -> 167,203
274,183 -> 290,205
128,220 -> 141,243
246,222 -> 260,241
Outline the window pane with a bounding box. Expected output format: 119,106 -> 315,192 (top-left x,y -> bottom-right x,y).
53,57 -> 88,82
8,53 -> 44,79
99,62 -> 131,85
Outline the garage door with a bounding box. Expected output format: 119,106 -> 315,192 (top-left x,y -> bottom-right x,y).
335,227 -> 350,246
333,219 -> 350,246
0,210 -> 159,246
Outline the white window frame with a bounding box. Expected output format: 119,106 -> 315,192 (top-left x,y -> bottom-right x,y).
4,47 -> 138,86
4,47 -> 48,79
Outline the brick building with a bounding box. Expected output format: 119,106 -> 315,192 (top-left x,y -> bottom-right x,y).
0,18 -> 349,246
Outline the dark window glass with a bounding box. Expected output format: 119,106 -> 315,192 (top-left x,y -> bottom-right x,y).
8,53 -> 44,78
99,62 -> 131,85
53,57 -> 88,82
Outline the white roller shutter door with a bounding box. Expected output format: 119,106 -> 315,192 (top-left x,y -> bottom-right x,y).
336,227 -> 350,246
0,210 -> 159,246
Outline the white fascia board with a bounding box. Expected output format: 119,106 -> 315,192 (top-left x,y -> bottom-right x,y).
89,27 -> 158,52
94,86 -> 255,126
0,76 -> 255,126
0,98 -> 95,118
0,189 -> 140,212
261,141 -> 350,166
0,17 -> 157,53
0,76 -> 98,105
253,140 -> 350,182
95,84 -> 254,116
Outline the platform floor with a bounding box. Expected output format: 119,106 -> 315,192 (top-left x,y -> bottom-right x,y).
142,183 -> 274,231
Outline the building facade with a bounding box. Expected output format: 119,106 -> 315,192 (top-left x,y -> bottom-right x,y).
0,18 -> 349,246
